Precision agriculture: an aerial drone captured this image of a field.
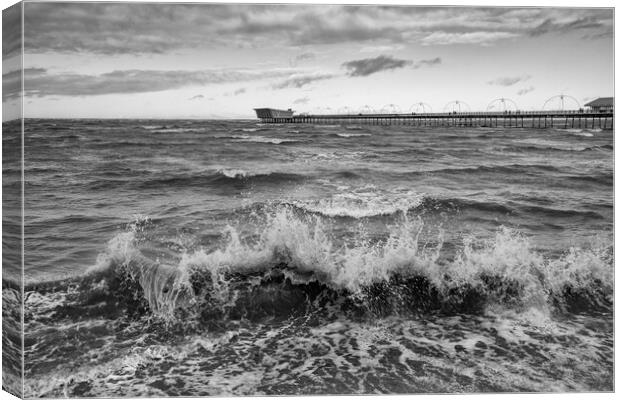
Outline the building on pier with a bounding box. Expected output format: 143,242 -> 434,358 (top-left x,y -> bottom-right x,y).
584,97 -> 613,113
254,108 -> 294,119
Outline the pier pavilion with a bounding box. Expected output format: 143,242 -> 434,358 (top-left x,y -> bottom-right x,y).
584,97 -> 614,113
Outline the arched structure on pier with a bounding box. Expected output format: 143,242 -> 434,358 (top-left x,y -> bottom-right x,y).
409,102 -> 432,113
380,104 -> 402,114
542,94 -> 580,111
358,105 -> 375,115
443,100 -> 471,113
487,98 -> 518,112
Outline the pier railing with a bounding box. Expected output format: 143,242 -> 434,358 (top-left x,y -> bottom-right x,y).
258,110 -> 613,130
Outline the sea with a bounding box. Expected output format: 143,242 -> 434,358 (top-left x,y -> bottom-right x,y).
2,118 -> 614,397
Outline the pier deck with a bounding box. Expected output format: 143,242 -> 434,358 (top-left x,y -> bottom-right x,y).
258,110 -> 614,129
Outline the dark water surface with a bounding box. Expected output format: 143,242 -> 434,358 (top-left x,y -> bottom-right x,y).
3,119 -> 614,396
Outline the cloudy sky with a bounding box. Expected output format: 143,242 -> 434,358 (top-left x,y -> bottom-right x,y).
2,2 -> 614,120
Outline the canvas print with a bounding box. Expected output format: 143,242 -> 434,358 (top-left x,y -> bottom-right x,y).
2,2 -> 614,397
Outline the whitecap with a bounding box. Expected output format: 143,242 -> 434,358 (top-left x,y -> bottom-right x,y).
336,133 -> 371,138
293,189 -> 424,218
217,168 -> 249,178
235,136 -> 299,144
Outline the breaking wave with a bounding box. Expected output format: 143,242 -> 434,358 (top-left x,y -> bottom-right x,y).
216,168 -> 254,179
336,133 -> 372,138
213,169 -> 306,183
558,128 -> 601,137
285,187 -> 424,218
146,127 -> 203,133
26,209 -> 613,328
406,164 -> 563,176
237,128 -> 261,132
234,136 -> 301,144
132,170 -> 306,189
497,144 -> 613,153
289,197 -> 423,219
280,192 -> 602,221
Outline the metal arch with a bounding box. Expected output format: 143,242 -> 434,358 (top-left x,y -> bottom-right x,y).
443,100 -> 471,113
358,105 -> 376,114
486,98 -> 518,112
542,94 -> 581,111
380,104 -> 402,114
408,102 -> 433,113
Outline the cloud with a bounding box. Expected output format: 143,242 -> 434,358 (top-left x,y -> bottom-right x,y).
188,94 -> 204,100
23,3 -> 242,55
224,87 -> 247,96
289,52 -> 317,67
288,16 -> 403,46
413,57 -> 442,69
487,75 -> 531,87
3,4 -> 22,58
20,5 -> 612,55
340,55 -> 439,77
289,52 -> 316,67
220,11 -> 405,47
581,31 -> 613,40
272,72 -> 335,89
293,96 -> 310,104
530,16 -> 609,37
517,86 -> 535,96
421,31 -> 518,46
20,67 -> 294,97
529,19 -> 558,36
294,52 -> 315,62
359,44 -> 404,53
342,55 -> 412,77
2,70 -> 22,101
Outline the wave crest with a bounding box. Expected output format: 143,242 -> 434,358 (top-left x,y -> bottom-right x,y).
30,209 -> 613,325
234,135 -> 300,144
336,133 -> 371,138
179,208 -> 612,318
290,189 -> 424,218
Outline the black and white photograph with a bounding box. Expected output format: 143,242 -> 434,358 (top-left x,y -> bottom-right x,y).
1,1 -> 615,397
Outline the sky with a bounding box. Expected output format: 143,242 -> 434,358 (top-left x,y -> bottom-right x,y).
1,2 -> 614,120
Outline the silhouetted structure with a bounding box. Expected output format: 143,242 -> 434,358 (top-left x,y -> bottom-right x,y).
584,97 -> 613,113
254,109 -> 613,129
254,108 -> 294,119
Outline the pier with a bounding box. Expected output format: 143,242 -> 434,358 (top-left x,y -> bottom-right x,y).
257,110 -> 613,130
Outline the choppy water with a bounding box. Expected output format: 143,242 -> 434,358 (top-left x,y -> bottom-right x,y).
2,119 -> 614,396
